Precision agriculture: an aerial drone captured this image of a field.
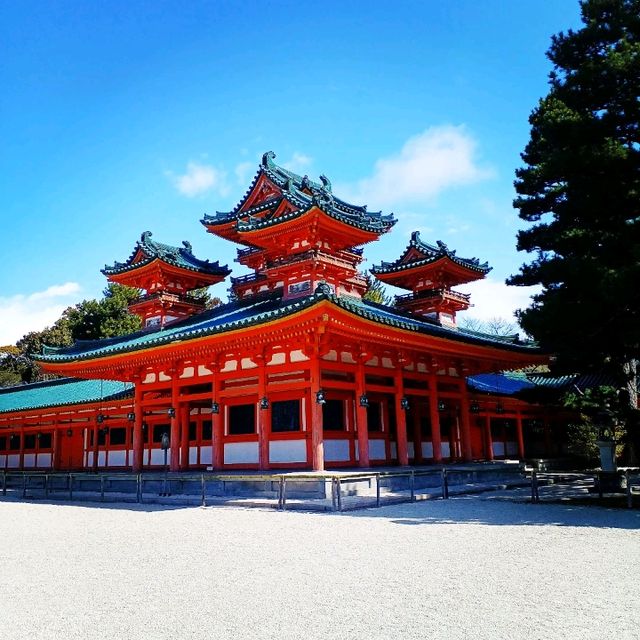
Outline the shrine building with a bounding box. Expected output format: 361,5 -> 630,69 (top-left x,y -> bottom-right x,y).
0,152 -> 556,473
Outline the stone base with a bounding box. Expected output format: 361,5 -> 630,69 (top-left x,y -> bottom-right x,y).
590,471 -> 627,494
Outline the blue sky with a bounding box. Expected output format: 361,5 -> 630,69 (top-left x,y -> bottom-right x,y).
0,1 -> 582,344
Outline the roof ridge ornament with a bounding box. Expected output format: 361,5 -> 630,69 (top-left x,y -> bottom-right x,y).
141,231 -> 153,243
182,240 -> 193,253
262,150 -> 276,169
319,174 -> 332,193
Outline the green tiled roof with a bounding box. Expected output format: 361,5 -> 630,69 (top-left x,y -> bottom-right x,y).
36,287 -> 541,365
201,151 -> 396,237
102,231 -> 230,278
0,378 -> 133,414
371,231 -> 491,275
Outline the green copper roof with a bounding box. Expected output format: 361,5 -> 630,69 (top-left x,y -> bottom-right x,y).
0,378 -> 133,414
201,151 -> 396,237
371,231 -> 491,275
36,287 -> 540,365
102,231 -> 230,278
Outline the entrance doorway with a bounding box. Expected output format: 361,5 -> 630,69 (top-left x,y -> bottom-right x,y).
58,429 -> 85,470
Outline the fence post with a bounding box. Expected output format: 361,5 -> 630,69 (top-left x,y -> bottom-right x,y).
409,471 -> 415,502
336,477 -> 342,512
531,469 -> 538,503
626,469 -> 632,509
100,476 -> 105,502
331,478 -> 337,511
22,474 -> 27,499
201,474 -> 206,507
69,474 -> 73,501
375,474 -> 381,508
136,473 -> 142,503
597,471 -> 603,499
2,470 -> 6,496
44,474 -> 49,499
441,468 -> 449,499
280,476 -> 287,511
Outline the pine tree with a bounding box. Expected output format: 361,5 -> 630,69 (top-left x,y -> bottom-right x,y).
509,0 -> 640,451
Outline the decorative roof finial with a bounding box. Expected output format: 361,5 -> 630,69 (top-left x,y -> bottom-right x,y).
319,174 -> 332,193
261,151 -> 276,168
301,175 -> 311,191
141,231 -> 153,243
411,231 -> 421,243
182,240 -> 193,253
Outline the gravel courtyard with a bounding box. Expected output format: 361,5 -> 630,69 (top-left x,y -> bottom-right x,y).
1,495 -> 638,640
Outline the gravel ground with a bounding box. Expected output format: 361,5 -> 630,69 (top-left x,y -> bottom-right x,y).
1,495 -> 638,640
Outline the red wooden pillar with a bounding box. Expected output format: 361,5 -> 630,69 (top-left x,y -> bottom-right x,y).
394,368 -> 409,466
309,356 -> 325,471
485,414 -> 494,461
355,360 -> 370,467
459,381 -> 473,462
428,372 -> 442,463
132,382 -> 144,472
170,371 -> 180,472
19,425 -> 25,470
92,418 -> 99,471
516,411 -> 525,459
257,356 -> 270,470
180,405 -> 190,469
212,366 -> 223,469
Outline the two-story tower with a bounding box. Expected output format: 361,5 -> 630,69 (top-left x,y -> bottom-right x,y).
201,151 -> 396,300
102,231 -> 230,327
371,231 -> 491,327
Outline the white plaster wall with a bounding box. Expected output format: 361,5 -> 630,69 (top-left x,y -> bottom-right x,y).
241,358 -> 257,370
408,442 -> 415,458
0,455 -> 5,468
492,442 -> 506,457
441,442 -> 451,458
109,450 -> 126,466
158,372 -> 171,382
37,453 -> 52,468
200,446 -> 212,465
180,367 -> 195,379
87,452 -> 93,467
381,357 -> 393,369
221,360 -> 238,373
322,350 -> 338,362
198,365 -> 212,376
269,440 -> 307,464
269,353 -> 286,365
7,455 -> 20,468
324,439 -> 350,462
143,373 -> 156,384
189,446 -> 198,465
23,454 -> 36,468
150,449 -> 167,465
98,451 -> 107,467
422,442 -> 434,458
224,442 -> 259,464
369,439 -> 386,460
390,442 -> 397,459
506,441 -> 518,456
290,350 -> 309,363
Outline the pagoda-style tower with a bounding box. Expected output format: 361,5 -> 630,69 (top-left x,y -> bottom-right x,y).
102,231 -> 230,328
371,231 -> 491,327
201,151 -> 396,300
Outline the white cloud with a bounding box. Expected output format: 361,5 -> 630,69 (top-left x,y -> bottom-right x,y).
281,152 -> 313,173
169,162 -> 229,197
340,125 -> 492,207
460,278 -> 541,323
0,282 -> 82,345
234,161 -> 254,185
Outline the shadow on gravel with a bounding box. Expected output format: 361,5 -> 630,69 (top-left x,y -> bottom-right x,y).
345,495 -> 640,530
0,495 -> 194,512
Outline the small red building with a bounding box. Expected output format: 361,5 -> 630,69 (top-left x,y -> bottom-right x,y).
0,152 -> 554,472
